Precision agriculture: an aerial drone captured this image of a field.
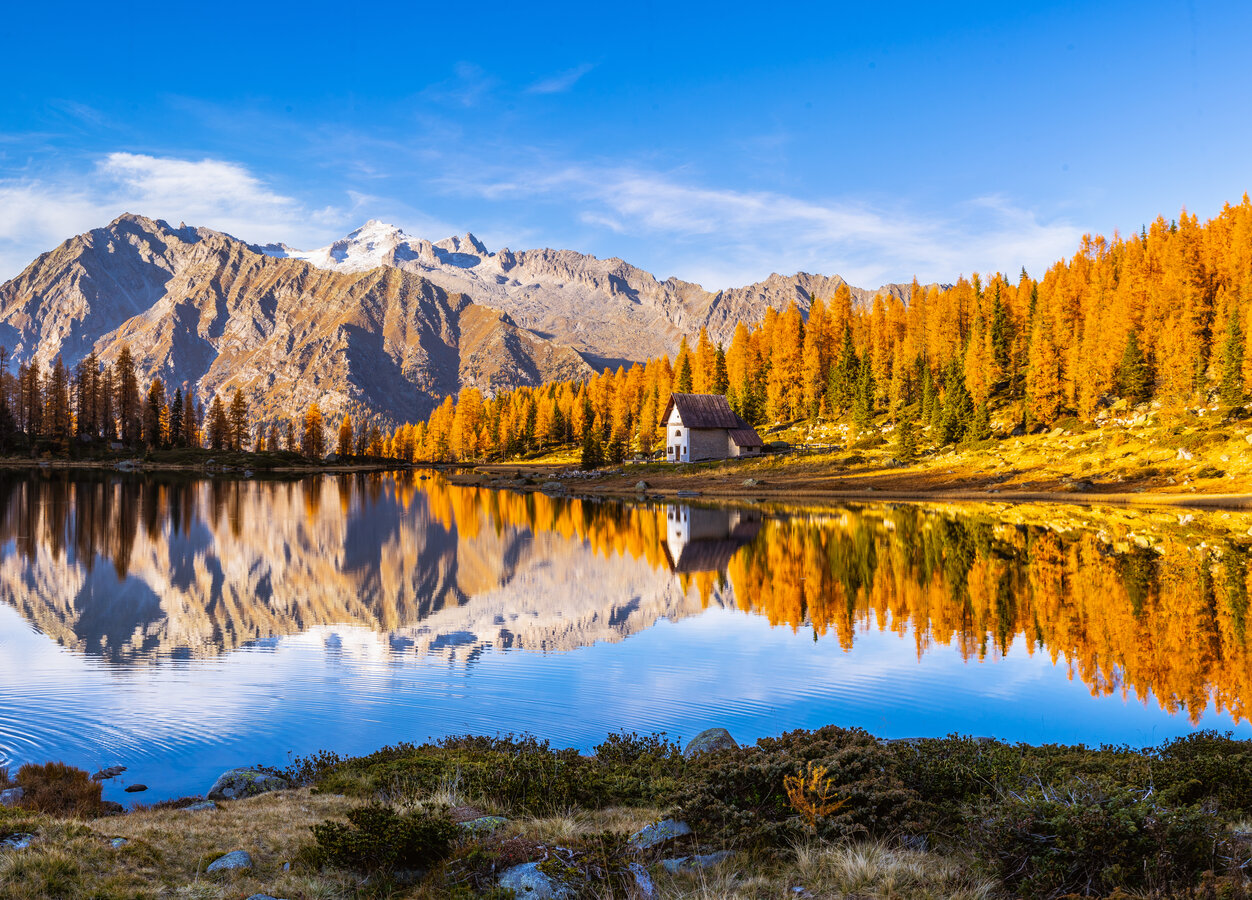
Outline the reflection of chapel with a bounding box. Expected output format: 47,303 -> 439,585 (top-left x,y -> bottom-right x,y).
661,504 -> 762,574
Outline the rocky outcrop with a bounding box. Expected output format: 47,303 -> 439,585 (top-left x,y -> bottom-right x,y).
206,768 -> 290,802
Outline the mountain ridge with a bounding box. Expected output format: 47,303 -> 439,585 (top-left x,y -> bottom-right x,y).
0,213 -> 938,427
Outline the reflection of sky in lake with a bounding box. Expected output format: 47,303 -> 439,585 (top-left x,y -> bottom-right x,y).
2,602 -> 1246,804
1,472 -> 1251,804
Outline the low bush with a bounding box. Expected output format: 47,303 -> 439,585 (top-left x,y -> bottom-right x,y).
974,784 -> 1224,898
674,725 -> 921,850
306,803 -> 457,875
11,762 -> 108,818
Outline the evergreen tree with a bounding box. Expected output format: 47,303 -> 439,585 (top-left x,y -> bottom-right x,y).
170,390 -> 185,447
827,325 -> 859,417
1117,331 -> 1151,403
1221,312 -> 1245,407
228,389 -> 249,451
286,419 -> 298,453
181,395 -> 198,448
114,347 -> 141,447
711,345 -> 730,395
207,395 -> 229,450
896,416 -> 917,461
142,378 -> 166,448
939,359 -> 974,445
580,425 -> 604,470
47,358 -> 71,452
852,355 -> 876,430
966,400 -> 992,443
675,353 -> 693,393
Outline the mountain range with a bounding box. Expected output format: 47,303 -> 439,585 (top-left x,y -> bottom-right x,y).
0,214 -> 925,427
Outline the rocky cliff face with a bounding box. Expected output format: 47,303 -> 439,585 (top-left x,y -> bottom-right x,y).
261,222 -> 929,371
0,215 -> 592,426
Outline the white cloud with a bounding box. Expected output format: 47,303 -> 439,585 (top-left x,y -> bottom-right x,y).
454,165 -> 1083,288
0,153 -> 352,280
526,63 -> 595,95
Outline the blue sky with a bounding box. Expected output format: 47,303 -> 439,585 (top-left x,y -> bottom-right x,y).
1,0 -> 1249,288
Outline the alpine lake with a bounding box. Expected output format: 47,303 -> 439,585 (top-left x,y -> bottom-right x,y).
1,468 -> 1250,804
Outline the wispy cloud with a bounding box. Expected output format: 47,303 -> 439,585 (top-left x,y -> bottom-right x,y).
0,153 -> 351,279
526,63 -> 595,95
421,61 -> 498,107
449,164 -> 1082,288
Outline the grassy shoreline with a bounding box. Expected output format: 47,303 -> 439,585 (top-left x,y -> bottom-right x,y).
4,727 -> 1252,898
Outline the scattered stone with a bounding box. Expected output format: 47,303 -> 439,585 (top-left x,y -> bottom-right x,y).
498,861 -> 576,899
185,800 -> 218,812
459,815 -> 509,834
111,838 -> 128,848
206,849 -> 253,873
124,784 -> 148,793
92,766 -> 126,781
661,850 -> 733,873
634,480 -> 649,491
742,478 -> 759,487
540,481 -> 565,493
627,862 -> 658,899
628,819 -> 692,852
1,834 -> 34,851
207,768 -> 290,802
683,727 -> 739,758
0,787 -> 24,807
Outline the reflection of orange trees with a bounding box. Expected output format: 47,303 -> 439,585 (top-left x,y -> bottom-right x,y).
727,509 -> 1252,724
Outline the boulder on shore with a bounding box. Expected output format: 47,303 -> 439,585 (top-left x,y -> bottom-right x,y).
206,849 -> 253,872
683,727 -> 739,758
207,768 -> 290,802
0,787 -> 23,807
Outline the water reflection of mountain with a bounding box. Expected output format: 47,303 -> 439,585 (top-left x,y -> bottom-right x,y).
3,471 -> 1252,726
0,473 -> 733,664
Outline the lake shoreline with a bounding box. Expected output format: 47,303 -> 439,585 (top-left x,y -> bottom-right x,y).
4,727 -> 1251,898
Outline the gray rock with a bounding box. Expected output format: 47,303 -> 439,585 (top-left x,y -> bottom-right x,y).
541,480 -> 566,493
683,727 -> 739,758
246,895 -> 288,900
111,837 -> 128,848
628,818 -> 692,851
185,800 -> 218,812
628,862 -> 658,899
498,861 -> 576,899
1,833 -> 34,851
742,478 -> 759,487
634,480 -> 649,491
459,815 -> 509,834
207,768 -> 290,802
206,849 -> 253,873
661,851 -> 733,874
92,766 -> 126,781
124,784 -> 147,793
0,787 -> 23,807
675,490 -> 701,497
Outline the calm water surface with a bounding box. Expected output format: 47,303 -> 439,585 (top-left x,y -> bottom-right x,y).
0,470 -> 1249,803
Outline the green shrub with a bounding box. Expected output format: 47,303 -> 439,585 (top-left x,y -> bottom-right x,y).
673,725 -> 921,850
974,785 -> 1224,898
307,803 -> 457,874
